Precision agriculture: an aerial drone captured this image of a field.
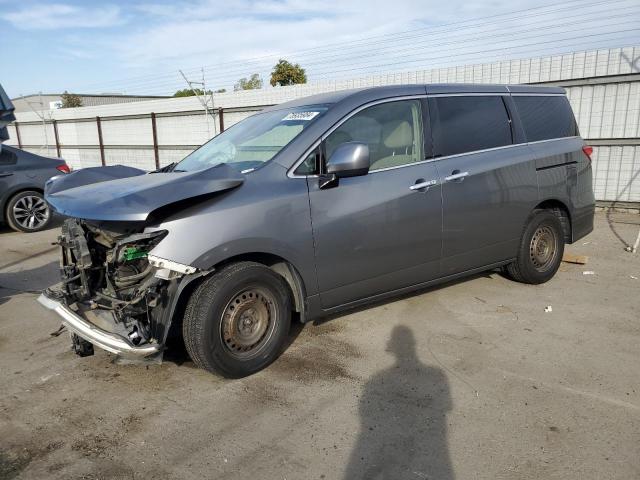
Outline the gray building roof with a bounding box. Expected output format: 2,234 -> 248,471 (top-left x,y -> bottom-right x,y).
11,93 -> 171,112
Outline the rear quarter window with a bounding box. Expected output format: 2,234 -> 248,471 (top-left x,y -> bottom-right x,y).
0,148 -> 17,165
429,96 -> 512,157
514,95 -> 578,142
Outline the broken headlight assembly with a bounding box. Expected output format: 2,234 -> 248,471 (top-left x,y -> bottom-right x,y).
49,219 -> 194,351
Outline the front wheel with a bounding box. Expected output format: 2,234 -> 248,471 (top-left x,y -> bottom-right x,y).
182,262 -> 292,378
6,190 -> 52,233
504,210 -> 565,284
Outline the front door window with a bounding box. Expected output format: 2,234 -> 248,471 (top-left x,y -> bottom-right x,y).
325,100 -> 424,171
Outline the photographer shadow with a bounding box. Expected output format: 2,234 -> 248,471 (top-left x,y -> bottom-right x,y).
345,325 -> 454,479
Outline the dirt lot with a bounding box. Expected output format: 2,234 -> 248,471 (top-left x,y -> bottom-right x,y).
1,212 -> 639,480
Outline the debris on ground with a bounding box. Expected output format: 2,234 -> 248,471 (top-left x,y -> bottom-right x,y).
631,275 -> 638,280
50,324 -> 66,337
544,306 -> 553,313
562,253 -> 589,265
583,271 -> 595,275
627,228 -> 640,253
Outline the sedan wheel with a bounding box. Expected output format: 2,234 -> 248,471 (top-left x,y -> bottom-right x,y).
6,191 -> 52,233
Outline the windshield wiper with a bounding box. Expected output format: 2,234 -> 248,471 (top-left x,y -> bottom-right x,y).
150,162 -> 177,173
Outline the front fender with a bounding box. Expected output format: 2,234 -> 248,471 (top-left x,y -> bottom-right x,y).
149,169 -> 318,296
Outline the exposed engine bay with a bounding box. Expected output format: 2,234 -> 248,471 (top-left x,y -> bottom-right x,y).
45,218 -> 193,359
38,163 -> 246,361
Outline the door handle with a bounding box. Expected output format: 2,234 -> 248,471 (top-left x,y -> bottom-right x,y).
0,172 -> 13,178
444,171 -> 469,182
409,179 -> 437,191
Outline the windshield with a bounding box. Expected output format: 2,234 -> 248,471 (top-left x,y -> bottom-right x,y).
175,105 -> 329,172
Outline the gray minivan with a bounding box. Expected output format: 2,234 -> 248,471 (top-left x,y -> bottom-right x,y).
39,84 -> 595,377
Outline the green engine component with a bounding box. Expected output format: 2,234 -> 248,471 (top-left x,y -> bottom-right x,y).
123,246 -> 148,261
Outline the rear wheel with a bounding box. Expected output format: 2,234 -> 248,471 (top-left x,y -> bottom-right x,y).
505,210 -> 564,284
6,191 -> 52,233
183,262 -> 292,378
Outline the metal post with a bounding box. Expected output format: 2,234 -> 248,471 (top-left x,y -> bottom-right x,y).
52,120 -> 61,157
96,116 -> 106,166
219,108 -> 225,132
39,92 -> 49,153
150,112 -> 160,170
14,121 -> 22,149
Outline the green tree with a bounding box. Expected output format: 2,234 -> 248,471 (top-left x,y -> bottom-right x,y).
173,88 -> 212,97
270,59 -> 307,87
60,91 -> 83,108
214,88 -> 227,93
234,74 -> 263,91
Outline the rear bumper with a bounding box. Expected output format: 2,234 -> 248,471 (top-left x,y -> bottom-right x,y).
37,293 -> 161,358
571,205 -> 595,243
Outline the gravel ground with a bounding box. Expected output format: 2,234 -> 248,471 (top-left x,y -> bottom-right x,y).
1,211 -> 639,480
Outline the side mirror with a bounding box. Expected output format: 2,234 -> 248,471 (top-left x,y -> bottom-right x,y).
326,142 -> 370,178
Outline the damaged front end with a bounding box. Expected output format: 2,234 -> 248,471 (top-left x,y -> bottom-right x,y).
38,218 -> 200,360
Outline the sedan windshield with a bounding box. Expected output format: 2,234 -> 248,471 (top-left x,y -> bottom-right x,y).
175,105 -> 328,172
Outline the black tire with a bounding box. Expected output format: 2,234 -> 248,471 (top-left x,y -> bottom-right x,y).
505,209 -> 565,284
183,261 -> 292,378
5,190 -> 52,233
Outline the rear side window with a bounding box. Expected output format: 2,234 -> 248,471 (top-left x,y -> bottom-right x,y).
514,95 -> 578,142
429,96 -> 512,157
0,148 -> 17,165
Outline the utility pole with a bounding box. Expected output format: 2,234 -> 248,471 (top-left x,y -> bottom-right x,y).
179,68 -> 217,137
23,91 -> 51,154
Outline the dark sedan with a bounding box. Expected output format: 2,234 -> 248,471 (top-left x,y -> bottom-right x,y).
0,145 -> 70,232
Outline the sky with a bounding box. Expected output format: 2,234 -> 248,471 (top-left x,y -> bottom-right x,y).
1,0 -> 639,98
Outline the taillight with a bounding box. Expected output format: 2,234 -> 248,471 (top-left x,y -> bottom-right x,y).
582,145 -> 593,163
56,164 -> 71,174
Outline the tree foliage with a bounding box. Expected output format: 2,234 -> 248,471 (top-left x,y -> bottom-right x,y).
234,74 -> 263,91
270,59 -> 307,87
60,91 -> 83,108
173,88 -> 212,97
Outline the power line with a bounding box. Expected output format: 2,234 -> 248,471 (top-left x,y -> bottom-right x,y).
84,0 -> 634,91
116,37 -> 638,96
196,15 -> 639,84
75,0 -> 635,91
87,13 -> 640,94
198,0 -> 636,69
308,30 -> 640,78
161,8 -> 640,88
95,19 -> 640,94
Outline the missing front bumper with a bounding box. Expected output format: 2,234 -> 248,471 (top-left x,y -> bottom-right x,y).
37,293 -> 161,358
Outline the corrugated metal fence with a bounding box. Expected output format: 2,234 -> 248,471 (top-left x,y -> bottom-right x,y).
5,45 -> 640,204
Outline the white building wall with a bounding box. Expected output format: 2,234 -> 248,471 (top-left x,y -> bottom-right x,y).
591,146 -> 640,202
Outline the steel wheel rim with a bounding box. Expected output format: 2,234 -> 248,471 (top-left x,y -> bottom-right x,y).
220,286 -> 277,360
529,225 -> 558,272
12,195 -> 50,230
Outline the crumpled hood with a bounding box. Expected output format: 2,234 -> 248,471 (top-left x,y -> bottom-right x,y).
45,163 -> 244,222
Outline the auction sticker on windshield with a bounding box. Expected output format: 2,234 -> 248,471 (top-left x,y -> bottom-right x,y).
282,111 -> 320,121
